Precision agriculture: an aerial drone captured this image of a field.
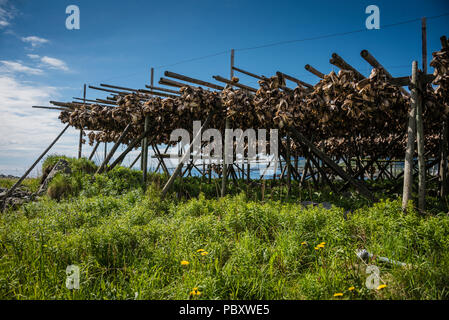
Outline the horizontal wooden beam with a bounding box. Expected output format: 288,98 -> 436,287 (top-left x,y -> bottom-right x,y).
137,89 -> 178,99
73,97 -> 116,106
276,71 -> 313,89
159,77 -> 193,89
360,50 -> 410,96
164,71 -> 224,90
232,66 -> 266,80
330,53 -> 365,80
388,74 -> 434,86
32,106 -> 68,111
88,85 -> 127,95
212,75 -> 257,92
100,83 -> 137,92
145,85 -> 180,95
304,64 -> 325,79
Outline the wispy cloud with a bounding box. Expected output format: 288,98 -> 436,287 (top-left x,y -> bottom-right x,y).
26,54 -> 70,72
0,0 -> 15,29
21,35 -> 49,47
0,60 -> 44,75
40,56 -> 69,71
0,74 -> 79,176
27,54 -> 40,60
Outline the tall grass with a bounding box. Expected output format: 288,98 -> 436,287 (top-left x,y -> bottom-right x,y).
1,166 -> 448,299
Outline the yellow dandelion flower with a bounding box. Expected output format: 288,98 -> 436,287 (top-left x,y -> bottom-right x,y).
196,249 -> 205,253
348,286 -> 355,291
333,293 -> 343,297
314,246 -> 320,250
201,251 -> 209,256
317,244 -> 325,248
377,284 -> 387,290
320,242 -> 326,245
190,287 -> 201,296
301,241 -> 307,245
180,260 -> 189,266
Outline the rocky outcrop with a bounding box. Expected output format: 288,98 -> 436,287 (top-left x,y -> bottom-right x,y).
37,159 -> 71,195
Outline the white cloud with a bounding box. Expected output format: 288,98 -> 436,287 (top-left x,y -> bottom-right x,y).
40,56 -> 69,71
0,74 -> 80,176
0,60 -> 44,75
0,1 -> 15,28
25,54 -> 70,72
21,36 -> 49,47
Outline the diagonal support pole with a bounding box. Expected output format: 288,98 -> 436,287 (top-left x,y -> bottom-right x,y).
288,126 -> 376,202
96,123 -> 132,174
162,113 -> 213,198
1,124 -> 70,205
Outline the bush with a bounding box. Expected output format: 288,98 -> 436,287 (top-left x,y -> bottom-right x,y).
47,174 -> 73,200
42,155 -> 97,175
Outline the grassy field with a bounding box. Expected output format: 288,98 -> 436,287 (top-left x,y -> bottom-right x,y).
0,156 -> 448,300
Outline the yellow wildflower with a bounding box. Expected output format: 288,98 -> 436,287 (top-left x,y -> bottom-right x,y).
348,286 -> 355,291
196,249 -> 205,253
333,292 -> 343,297
201,251 -> 209,256
301,241 -> 307,245
320,242 -> 326,245
377,284 -> 387,290
180,260 -> 189,266
317,244 -> 325,248
314,247 -> 320,250
190,287 -> 201,296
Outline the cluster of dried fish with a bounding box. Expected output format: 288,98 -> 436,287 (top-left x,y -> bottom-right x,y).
60,87 -> 224,146
58,44 -> 449,161
430,42 -> 449,117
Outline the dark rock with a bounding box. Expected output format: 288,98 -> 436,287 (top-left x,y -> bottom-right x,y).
37,159 -> 71,195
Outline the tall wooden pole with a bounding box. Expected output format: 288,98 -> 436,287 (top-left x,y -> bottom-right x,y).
421,17 -> 427,74
416,18 -> 427,212
440,121 -> 448,198
221,49 -> 233,197
439,36 -> 448,199
78,84 -> 86,159
142,68 -> 153,184
402,61 -> 418,213
286,136 -> 292,196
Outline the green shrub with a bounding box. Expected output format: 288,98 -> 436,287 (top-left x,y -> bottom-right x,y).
42,155 -> 97,175
47,174 -> 73,200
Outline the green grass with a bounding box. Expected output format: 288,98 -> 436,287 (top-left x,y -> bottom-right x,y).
0,177 -> 41,194
0,162 -> 448,300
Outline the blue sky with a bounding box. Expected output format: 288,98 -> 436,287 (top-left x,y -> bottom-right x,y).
0,0 -> 448,176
